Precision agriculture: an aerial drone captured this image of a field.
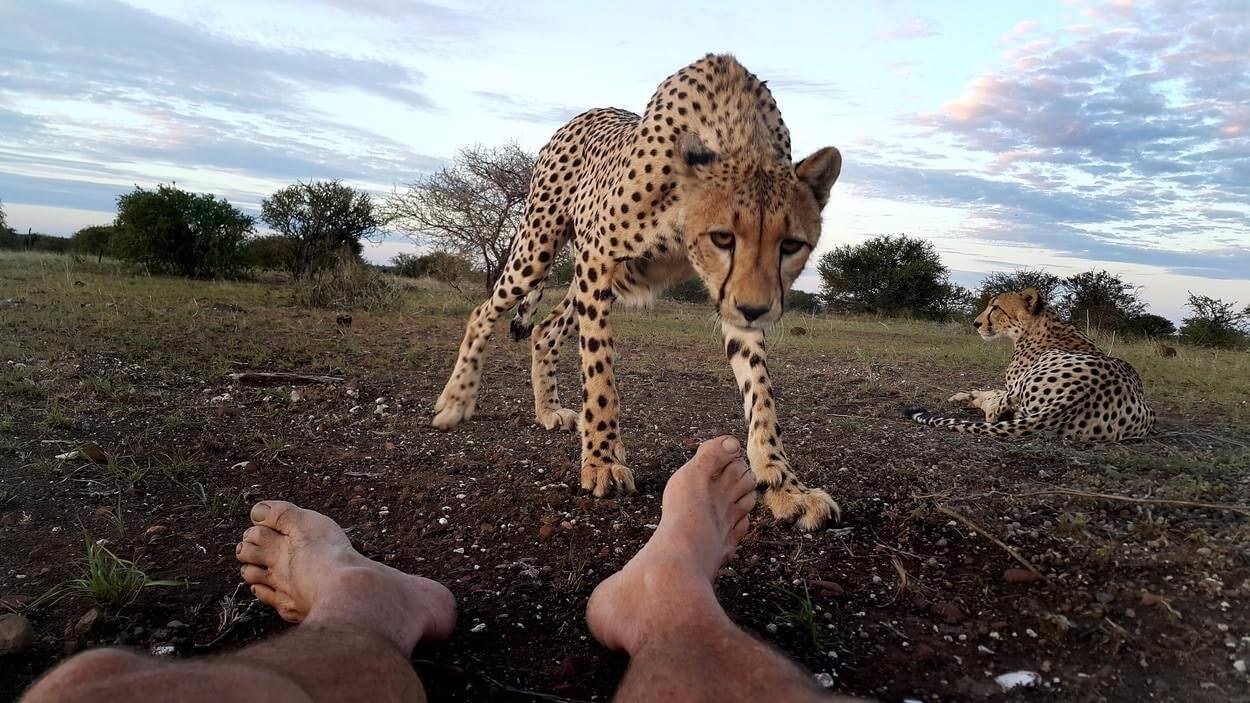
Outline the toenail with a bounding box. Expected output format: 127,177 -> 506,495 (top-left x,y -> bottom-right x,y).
721,436 -> 740,454
235,543 -> 243,554
251,502 -> 271,522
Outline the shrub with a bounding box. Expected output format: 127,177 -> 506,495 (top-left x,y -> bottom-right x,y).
786,289 -> 822,314
245,235 -> 297,271
261,180 -> 379,277
662,278 -> 710,303
73,225 -> 117,262
112,184 -> 253,278
816,234 -> 963,320
292,252 -> 403,311
1122,313 -> 1176,338
974,269 -> 1065,313
1179,294 -> 1247,349
391,251 -> 476,284
1061,270 -> 1145,333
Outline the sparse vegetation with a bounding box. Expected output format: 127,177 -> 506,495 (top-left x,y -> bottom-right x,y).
291,253 -> 403,311
1179,292 -> 1247,349
46,540 -> 184,607
384,142 -> 536,293
1,250 -> 1247,701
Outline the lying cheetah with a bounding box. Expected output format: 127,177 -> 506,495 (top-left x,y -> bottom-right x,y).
432,54 -> 843,529
906,287 -> 1155,441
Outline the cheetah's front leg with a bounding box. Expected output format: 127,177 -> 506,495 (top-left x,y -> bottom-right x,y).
948,389 -> 1014,422
722,323 -> 838,530
574,271 -> 634,497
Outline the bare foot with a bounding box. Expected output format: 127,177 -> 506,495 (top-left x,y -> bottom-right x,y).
586,436 -> 755,652
236,501 -> 456,653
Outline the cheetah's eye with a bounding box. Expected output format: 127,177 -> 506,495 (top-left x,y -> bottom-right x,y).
708,230 -> 735,250
780,239 -> 807,256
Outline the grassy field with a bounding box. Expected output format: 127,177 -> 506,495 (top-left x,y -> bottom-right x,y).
2,251 -> 1249,702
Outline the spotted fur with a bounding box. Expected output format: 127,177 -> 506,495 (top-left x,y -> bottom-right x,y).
907,288 -> 1155,441
431,54 -> 843,529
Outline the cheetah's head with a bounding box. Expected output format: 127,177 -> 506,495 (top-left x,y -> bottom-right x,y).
677,134 -> 842,329
974,288 -> 1045,340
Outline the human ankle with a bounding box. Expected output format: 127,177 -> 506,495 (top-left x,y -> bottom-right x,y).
625,570 -> 730,655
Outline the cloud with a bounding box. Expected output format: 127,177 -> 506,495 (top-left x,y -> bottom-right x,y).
876,17 -> 940,40
472,92 -> 583,125
0,0 -> 449,210
0,1 -> 437,113
865,0 -> 1250,279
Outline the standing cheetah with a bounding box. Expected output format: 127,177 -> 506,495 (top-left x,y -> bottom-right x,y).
906,288 -> 1155,441
432,54 -> 843,529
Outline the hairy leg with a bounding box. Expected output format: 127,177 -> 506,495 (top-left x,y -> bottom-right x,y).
22,502 -> 455,703
721,322 -> 838,530
530,291 -> 579,431
587,437 -> 861,702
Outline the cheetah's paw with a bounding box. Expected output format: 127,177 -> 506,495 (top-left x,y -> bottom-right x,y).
762,486 -> 841,531
536,407 -> 578,432
431,395 -> 475,430
580,461 -> 636,498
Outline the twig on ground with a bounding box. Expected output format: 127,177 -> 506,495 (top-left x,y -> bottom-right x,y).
935,504 -> 1046,579
227,372 -> 344,386
1013,487 -> 1250,518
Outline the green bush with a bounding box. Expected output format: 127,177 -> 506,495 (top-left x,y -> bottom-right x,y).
73,225 -> 117,262
786,289 -> 822,314
245,235 -> 297,271
1122,313 -> 1176,338
292,253 -> 403,311
112,184 -> 253,278
661,278 -> 710,303
391,251 -> 475,284
262,180 -> 379,277
816,234 -> 964,320
974,269 -> 1065,313
1062,270 -> 1145,333
1179,294 -> 1247,349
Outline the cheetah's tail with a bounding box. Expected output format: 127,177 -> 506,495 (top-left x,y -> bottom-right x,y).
509,285 -> 545,341
903,405 -> 1040,438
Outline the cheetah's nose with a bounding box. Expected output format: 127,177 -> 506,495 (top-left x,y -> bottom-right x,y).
973,320 -> 983,329
736,304 -> 770,322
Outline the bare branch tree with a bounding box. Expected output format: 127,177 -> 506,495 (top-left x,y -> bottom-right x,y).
382,143 -> 536,293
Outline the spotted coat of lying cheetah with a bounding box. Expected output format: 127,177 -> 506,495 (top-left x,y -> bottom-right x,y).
906,288 -> 1155,441
432,54 -> 843,529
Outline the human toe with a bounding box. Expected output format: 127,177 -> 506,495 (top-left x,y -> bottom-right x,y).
692,435 -> 742,475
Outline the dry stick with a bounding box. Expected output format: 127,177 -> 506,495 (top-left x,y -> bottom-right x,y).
227,371 -> 344,386
935,504 -> 1046,579
1013,488 -> 1250,518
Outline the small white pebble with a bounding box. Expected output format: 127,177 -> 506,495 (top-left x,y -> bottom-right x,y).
471,623 -> 487,633
437,517 -> 448,525
813,672 -> 835,688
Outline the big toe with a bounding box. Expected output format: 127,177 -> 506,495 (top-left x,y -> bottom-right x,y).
250,500 -> 344,542
690,436 -> 742,476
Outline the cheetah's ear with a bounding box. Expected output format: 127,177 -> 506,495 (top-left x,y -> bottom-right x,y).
678,132 -> 718,170
796,147 -> 842,209
1021,287 -> 1044,314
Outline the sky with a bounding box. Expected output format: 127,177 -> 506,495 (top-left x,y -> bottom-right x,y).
1,0 -> 1247,321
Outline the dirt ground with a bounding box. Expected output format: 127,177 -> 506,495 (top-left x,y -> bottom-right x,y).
2,258 -> 1249,701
